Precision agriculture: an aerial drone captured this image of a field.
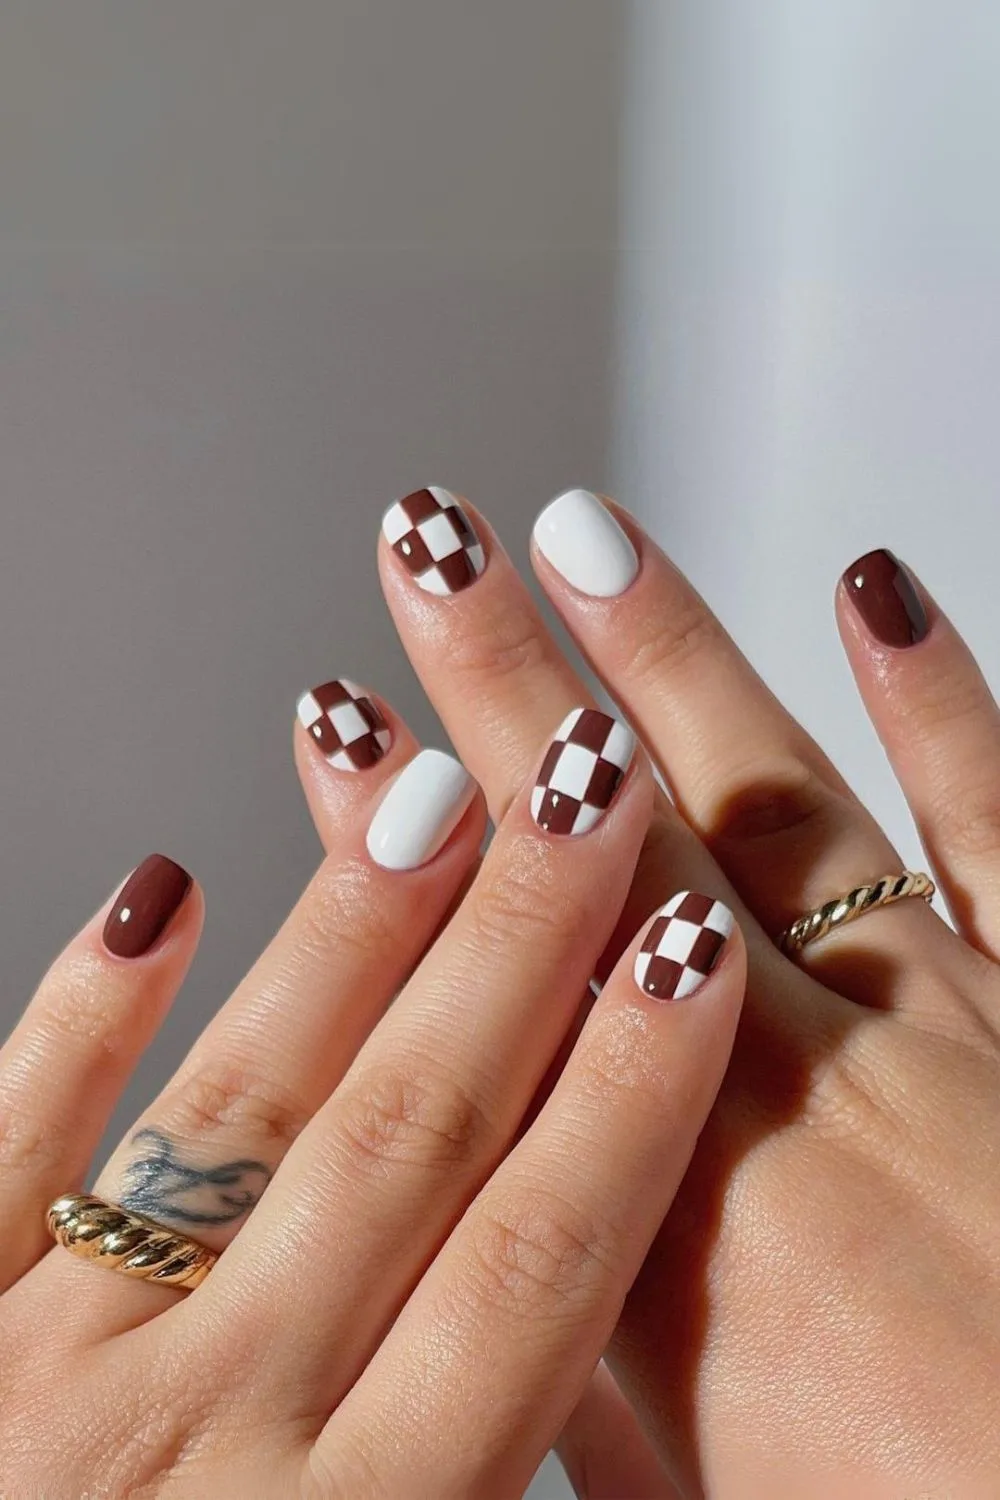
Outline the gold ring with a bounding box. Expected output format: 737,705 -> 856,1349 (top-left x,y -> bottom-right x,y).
779,870 -> 935,955
46,1193 -> 217,1289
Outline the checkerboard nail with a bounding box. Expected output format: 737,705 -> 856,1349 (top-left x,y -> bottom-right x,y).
297,680 -> 392,772
530,708 -> 635,836
382,487 -> 486,596
634,892 -> 734,1001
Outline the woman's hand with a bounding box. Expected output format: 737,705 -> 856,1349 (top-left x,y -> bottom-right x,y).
379,487 -> 1000,1499
0,673 -> 745,1499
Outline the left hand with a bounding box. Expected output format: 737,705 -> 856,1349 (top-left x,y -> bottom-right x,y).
378,487 -> 1000,1498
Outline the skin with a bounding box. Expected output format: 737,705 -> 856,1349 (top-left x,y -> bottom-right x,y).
376,496 -> 1000,1498
0,681 -> 743,1497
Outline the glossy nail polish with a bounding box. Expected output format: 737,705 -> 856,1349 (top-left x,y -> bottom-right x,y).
382,487 -> 486,596
634,891 -> 733,1000
104,854 -> 193,959
533,489 -> 638,598
530,708 -> 635,836
842,549 -> 928,647
297,680 -> 391,771
366,749 -> 477,870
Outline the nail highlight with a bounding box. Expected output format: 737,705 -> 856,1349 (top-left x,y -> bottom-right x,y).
531,708 -> 635,836
533,489 -> 638,598
842,549 -> 928,648
297,680 -> 391,772
366,749 -> 477,870
382,487 -> 485,596
634,891 -> 733,1001
103,854 -> 193,959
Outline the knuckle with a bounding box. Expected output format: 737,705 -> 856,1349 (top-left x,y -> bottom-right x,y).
624,597 -> 719,687
708,764 -> 841,848
165,1062 -> 309,1151
462,1189 -> 618,1321
332,1061 -> 495,1182
929,778 -> 1000,860
470,848 -> 571,956
445,597 -> 551,685
0,1094 -> 69,1178
296,859 -> 396,969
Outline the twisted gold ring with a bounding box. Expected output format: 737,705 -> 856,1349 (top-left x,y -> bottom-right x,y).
779,870 -> 935,955
46,1193 -> 216,1289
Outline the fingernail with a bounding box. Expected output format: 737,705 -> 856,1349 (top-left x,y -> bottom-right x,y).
533,489 -> 639,598
103,854 -> 193,959
531,708 -> 635,836
366,748 -> 477,870
382,487 -> 486,596
842,549 -> 928,648
635,891 -> 734,1001
297,679 -> 392,772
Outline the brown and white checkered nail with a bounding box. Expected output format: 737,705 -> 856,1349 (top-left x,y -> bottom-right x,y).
297,680 -> 392,772
382,487 -> 486,596
530,708 -> 636,836
634,891 -> 734,1000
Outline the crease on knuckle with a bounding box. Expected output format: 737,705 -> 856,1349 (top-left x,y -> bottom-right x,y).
332,1061 -> 494,1182
0,1093 -> 70,1177
470,846 -> 570,958
624,598 -> 719,687
463,1190 -> 619,1322
295,858 -> 396,970
927,777 -> 1000,860
706,763 -> 842,849
165,1063 -> 309,1150
444,597 -> 550,685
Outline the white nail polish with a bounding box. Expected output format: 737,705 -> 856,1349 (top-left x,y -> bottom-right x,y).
366,749 -> 476,871
533,489 -> 639,598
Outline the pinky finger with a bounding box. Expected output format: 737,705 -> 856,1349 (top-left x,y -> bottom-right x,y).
0,854 -> 200,1287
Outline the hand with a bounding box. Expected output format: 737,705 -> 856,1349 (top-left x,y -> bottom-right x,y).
0,675 -> 745,1498
378,487 -> 1000,1498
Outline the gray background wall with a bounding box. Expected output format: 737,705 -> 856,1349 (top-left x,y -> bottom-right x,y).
0,9 -> 622,1493
5,3 -> 1000,1496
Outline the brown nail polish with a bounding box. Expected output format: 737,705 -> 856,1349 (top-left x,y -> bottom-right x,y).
843,549 -> 928,648
103,854 -> 193,959
635,892 -> 734,1001
530,708 -> 636,836
297,679 -> 391,771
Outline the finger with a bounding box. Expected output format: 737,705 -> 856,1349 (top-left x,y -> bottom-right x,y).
376,489 -> 779,999
318,892 -> 744,1499
49,695 -> 483,1338
531,491 -> 946,996
556,1362 -> 682,1500
838,550 -> 1000,967
0,855 -> 199,1289
204,709 -> 653,1413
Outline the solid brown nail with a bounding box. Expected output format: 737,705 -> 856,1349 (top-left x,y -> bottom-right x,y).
842,549 -> 928,647
103,854 -> 193,959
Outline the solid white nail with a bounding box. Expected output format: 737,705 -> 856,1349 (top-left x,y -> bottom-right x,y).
366,748 -> 476,871
533,489 -> 639,598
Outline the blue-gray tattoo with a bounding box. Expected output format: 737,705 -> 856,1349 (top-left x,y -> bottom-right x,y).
120,1128 -> 272,1227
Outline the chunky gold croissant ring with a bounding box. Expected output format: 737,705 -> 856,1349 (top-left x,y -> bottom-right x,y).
46,1193 -> 216,1289
779,870 -> 935,955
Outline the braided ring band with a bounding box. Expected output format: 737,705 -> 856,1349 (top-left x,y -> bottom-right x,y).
779,870 -> 935,955
46,1193 -> 217,1289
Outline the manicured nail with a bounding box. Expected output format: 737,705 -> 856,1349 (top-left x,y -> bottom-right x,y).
533,489 -> 639,598
531,708 -> 635,836
103,854 -> 193,959
366,749 -> 477,870
382,487 -> 486,596
635,892 -> 734,1001
842,549 -> 928,648
297,679 -> 391,772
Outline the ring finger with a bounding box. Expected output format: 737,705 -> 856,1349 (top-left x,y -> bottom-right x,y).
43,684 -> 485,1331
